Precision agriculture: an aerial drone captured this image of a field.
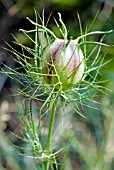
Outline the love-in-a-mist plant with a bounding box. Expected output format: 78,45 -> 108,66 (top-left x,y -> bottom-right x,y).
3,10 -> 113,170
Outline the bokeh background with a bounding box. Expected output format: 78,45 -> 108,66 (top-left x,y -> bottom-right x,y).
0,0 -> 114,170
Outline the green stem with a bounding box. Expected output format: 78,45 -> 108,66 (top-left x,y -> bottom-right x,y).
45,94 -> 58,170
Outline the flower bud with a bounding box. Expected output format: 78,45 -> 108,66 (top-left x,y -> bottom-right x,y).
42,38 -> 85,91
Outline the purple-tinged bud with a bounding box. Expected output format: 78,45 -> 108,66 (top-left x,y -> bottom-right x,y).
42,38 -> 85,91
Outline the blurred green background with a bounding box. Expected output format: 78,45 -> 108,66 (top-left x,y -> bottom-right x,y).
0,0 -> 114,170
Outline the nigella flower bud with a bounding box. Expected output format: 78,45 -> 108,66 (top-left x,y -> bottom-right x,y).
42,38 -> 85,91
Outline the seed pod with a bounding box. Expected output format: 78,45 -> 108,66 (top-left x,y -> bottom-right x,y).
42,38 -> 85,91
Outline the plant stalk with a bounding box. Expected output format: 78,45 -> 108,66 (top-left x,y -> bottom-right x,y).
45,94 -> 58,170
